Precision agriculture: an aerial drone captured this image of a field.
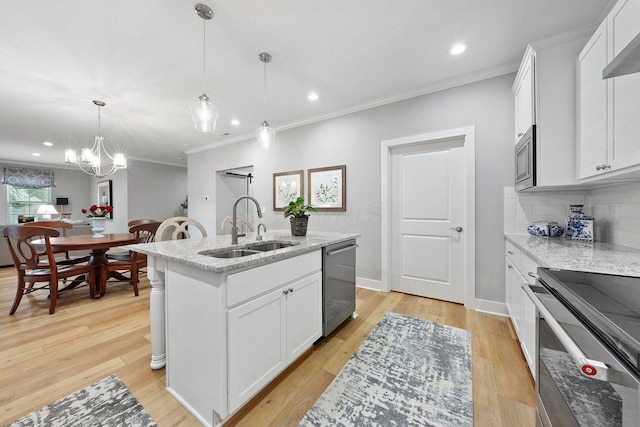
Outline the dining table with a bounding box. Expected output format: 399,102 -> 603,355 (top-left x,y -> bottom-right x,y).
33,233 -> 139,298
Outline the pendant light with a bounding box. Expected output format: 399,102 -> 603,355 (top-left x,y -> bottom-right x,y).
190,4 -> 219,133
256,52 -> 276,149
64,100 -> 127,178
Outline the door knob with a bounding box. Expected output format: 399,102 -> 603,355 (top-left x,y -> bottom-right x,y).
449,226 -> 463,232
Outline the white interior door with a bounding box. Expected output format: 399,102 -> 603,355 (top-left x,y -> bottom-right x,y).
390,138 -> 465,303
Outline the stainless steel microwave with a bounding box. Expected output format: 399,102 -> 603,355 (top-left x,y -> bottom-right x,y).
515,124 -> 536,191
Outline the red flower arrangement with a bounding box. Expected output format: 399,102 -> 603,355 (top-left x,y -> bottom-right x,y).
82,205 -> 113,218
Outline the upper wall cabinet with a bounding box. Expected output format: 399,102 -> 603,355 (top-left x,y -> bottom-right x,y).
512,31 -> 592,188
513,52 -> 535,143
578,0 -> 640,181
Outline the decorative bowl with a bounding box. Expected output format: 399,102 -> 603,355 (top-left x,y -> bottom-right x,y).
527,221 -> 564,237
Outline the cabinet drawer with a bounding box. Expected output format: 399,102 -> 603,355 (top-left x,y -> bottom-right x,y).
226,250 -> 321,307
505,240 -> 519,263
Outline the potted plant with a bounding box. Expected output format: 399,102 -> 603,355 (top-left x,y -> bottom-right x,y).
284,197 -> 316,236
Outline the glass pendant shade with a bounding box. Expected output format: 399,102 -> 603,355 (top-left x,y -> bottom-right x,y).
255,120 -> 276,149
191,93 -> 219,132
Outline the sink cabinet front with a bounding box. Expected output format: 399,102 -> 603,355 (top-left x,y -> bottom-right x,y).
227,271 -> 322,413
164,249 -> 322,426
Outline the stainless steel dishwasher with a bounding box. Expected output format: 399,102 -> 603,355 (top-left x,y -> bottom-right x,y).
322,239 -> 358,336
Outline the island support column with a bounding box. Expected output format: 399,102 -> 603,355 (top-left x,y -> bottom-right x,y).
148,256 -> 167,370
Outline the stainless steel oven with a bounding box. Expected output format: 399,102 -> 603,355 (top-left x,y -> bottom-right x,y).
524,268 -> 640,427
515,124 -> 536,191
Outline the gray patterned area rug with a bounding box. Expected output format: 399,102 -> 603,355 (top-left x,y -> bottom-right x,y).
6,374 -> 157,427
300,312 -> 473,427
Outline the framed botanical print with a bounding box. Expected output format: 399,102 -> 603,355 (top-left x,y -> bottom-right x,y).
273,170 -> 303,211
308,165 -> 346,211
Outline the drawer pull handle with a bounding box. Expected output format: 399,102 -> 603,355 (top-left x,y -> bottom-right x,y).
507,251 -> 514,255
527,272 -> 539,279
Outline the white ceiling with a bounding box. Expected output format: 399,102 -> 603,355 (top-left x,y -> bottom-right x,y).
0,0 -> 612,169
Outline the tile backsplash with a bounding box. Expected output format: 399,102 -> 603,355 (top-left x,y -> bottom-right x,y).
504,182 -> 640,249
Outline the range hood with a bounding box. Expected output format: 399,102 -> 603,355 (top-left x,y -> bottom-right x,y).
603,32 -> 640,78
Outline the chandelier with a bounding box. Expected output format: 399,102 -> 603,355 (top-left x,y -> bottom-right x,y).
256,52 -> 276,149
65,100 -> 127,178
190,3 -> 219,133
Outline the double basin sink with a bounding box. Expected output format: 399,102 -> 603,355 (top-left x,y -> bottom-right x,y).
198,241 -> 297,259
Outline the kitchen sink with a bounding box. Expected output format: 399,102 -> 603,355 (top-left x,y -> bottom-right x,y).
245,241 -> 297,251
199,249 -> 261,258
199,241 -> 298,259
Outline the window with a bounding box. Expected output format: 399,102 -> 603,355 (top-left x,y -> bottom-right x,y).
7,186 -> 51,224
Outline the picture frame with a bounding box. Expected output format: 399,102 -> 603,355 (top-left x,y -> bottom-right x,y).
97,180 -> 113,219
308,165 -> 346,211
273,170 -> 304,211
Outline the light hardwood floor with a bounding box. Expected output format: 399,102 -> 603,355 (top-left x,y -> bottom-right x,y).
0,267 -> 537,426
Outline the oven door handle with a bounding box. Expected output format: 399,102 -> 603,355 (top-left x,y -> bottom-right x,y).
522,284 -> 612,382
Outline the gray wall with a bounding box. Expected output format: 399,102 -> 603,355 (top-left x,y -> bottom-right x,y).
189,73 -> 515,303
126,160 -> 188,224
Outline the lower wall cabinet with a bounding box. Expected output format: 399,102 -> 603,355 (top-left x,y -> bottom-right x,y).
505,240 -> 538,378
227,271 -> 322,413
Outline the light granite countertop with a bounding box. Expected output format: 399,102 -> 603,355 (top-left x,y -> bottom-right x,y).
128,230 -> 360,273
505,233 -> 640,277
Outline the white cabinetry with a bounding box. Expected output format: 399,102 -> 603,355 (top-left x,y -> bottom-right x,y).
505,240 -> 538,378
227,271 -> 321,413
164,250 -> 322,426
513,31 -> 591,188
578,0 -> 640,180
513,51 -> 535,143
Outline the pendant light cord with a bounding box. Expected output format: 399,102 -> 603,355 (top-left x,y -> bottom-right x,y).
263,59 -> 268,119
97,104 -> 101,136
202,18 -> 206,94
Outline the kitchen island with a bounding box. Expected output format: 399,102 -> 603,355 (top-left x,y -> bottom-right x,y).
128,230 -> 359,427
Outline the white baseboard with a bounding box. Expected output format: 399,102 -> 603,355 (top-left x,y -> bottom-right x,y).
356,277 -> 383,292
474,298 -> 508,317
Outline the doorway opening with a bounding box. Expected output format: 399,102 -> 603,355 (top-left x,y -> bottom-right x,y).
216,166 -> 255,236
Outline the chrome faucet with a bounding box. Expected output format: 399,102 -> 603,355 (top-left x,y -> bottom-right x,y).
256,223 -> 267,241
232,196 -> 263,245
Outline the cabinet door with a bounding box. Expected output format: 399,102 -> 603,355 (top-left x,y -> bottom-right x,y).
521,287 -> 537,379
286,272 -> 322,361
506,259 -> 523,338
578,20 -> 609,179
514,53 -> 535,143
519,254 -> 540,379
608,0 -> 640,172
227,289 -> 285,413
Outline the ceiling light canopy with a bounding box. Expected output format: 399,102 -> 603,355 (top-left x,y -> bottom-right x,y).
190,4 -> 219,133
65,100 -> 127,178
256,52 -> 275,150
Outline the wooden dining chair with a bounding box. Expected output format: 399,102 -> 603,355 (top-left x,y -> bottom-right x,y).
22,220 -> 90,265
100,221 -> 161,297
107,219 -> 159,260
3,225 -> 95,315
156,216 -> 207,242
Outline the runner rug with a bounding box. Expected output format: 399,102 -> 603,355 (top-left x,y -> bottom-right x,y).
6,374 -> 157,427
299,312 -> 473,426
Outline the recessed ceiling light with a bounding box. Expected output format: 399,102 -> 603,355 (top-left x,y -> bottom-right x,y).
308,92 -> 319,101
32,153 -> 41,157
450,43 -> 466,55
42,141 -> 53,146
231,119 -> 240,126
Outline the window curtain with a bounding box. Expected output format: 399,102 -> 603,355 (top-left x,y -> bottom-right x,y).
2,167 -> 56,189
